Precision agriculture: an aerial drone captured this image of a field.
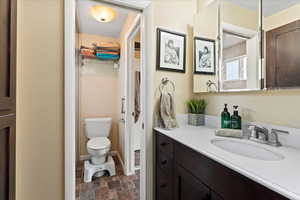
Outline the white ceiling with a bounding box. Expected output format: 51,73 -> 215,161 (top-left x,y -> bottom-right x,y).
77,0 -> 134,38
224,0 -> 300,16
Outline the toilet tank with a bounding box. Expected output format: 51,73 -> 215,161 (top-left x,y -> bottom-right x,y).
84,118 -> 112,139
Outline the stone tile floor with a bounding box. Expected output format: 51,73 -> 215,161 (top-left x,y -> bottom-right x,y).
76,155 -> 140,200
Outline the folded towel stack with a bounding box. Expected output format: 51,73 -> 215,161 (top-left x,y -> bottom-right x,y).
215,129 -> 243,138
80,47 -> 95,57
95,42 -> 120,60
80,42 -> 120,61
95,49 -> 120,60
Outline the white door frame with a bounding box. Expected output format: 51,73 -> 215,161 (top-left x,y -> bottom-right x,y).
64,1 -> 151,200
124,14 -> 141,176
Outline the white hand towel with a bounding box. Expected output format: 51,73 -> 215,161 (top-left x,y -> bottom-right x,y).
154,93 -> 178,130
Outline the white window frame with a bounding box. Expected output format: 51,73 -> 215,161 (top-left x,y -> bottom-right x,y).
223,55 -> 247,81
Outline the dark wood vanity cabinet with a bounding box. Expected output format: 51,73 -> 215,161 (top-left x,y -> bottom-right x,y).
155,130 -> 289,200
174,165 -> 211,200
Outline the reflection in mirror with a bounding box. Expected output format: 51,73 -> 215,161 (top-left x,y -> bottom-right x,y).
262,0 -> 300,89
193,0 -> 219,93
220,0 -> 262,92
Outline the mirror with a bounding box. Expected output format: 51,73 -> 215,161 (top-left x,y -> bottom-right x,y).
219,0 -> 262,92
193,0 -> 263,93
193,0 -> 219,93
262,0 -> 300,89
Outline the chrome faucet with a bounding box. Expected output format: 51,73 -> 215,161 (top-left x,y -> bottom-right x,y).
248,125 -> 269,144
248,125 -> 289,147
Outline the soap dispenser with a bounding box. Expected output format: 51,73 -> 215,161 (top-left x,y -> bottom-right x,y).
231,106 -> 241,130
221,104 -> 231,129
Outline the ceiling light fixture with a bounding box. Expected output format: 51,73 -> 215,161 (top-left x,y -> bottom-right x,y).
90,5 -> 116,23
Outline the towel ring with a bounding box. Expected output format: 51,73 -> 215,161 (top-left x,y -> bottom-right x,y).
159,78 -> 175,94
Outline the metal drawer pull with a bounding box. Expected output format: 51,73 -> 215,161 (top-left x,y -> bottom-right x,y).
160,142 -> 168,147
161,160 -> 167,165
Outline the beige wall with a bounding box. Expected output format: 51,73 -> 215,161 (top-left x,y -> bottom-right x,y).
16,1 -> 64,200
78,33 -> 120,157
264,3 -> 300,31
199,89 -> 300,128
221,1 -> 259,31
153,0 -> 197,113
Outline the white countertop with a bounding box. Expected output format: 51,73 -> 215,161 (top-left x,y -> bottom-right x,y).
155,124 -> 300,200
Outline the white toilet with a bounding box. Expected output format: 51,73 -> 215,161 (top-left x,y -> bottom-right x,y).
83,118 -> 116,183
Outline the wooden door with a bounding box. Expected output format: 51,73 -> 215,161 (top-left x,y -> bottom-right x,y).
0,0 -> 17,200
174,165 -> 210,200
266,20 -> 300,88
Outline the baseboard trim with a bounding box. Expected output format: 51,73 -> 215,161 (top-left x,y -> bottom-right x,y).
110,151 -> 136,176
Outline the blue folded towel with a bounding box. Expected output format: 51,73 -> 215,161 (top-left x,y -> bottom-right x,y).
96,53 -> 119,60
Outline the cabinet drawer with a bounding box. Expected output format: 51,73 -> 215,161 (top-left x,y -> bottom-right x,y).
156,131 -> 173,157
157,151 -> 173,173
156,168 -> 173,200
174,142 -> 288,200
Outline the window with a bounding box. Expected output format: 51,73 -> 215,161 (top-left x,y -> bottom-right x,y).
224,56 -> 247,81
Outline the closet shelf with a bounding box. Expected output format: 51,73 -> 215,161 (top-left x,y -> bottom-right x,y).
80,54 -> 120,68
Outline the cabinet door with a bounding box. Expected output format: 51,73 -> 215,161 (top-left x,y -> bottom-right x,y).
174,165 -> 210,200
0,115 -> 16,200
211,191 -> 223,200
0,0 -> 16,116
266,20 -> 300,88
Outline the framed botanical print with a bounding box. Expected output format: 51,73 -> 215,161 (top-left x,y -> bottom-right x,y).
194,37 -> 216,75
156,28 -> 186,73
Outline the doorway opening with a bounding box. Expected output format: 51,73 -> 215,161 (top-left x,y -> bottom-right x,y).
66,0 -> 149,199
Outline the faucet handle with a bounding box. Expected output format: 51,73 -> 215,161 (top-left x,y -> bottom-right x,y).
268,129 -> 289,147
247,125 -> 256,139
248,124 -> 269,143
247,125 -> 255,130
271,129 -> 289,135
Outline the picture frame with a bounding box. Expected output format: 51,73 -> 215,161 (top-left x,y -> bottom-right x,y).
194,37 -> 216,75
156,28 -> 186,73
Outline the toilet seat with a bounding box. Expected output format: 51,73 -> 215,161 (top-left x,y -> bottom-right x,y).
87,137 -> 111,150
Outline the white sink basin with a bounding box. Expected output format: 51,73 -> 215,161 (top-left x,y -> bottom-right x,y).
211,139 -> 284,161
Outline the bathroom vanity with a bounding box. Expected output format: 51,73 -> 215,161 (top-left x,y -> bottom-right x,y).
154,125 -> 300,200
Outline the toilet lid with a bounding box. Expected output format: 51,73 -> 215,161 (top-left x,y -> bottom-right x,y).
87,137 -> 111,150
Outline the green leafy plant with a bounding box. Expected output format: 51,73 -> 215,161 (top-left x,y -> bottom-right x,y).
186,99 -> 207,114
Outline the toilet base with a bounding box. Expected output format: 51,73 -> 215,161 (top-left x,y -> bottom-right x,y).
83,155 -> 116,183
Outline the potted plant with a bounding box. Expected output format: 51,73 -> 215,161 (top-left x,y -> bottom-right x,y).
186,99 -> 207,126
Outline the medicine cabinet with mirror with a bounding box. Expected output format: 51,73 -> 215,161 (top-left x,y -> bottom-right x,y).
193,0 -> 300,93
219,0 -> 261,92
